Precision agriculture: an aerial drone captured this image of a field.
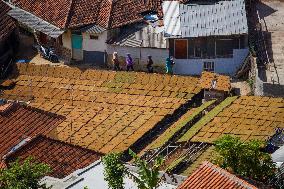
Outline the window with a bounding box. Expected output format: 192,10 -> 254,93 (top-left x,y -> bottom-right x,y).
216,39 -> 234,57
174,39 -> 188,59
90,35 -> 99,40
188,38 -> 214,59
203,61 -> 214,72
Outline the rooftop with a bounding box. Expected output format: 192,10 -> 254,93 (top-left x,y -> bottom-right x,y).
42,160 -> 183,189
163,0 -> 248,38
0,102 -> 64,159
0,63 -> 201,154
178,161 -> 258,189
0,0 -> 16,41
4,135 -> 102,178
11,0 -> 163,29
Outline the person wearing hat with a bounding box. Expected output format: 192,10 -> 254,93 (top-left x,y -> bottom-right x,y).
112,52 -> 120,71
146,55 -> 154,73
126,53 -> 134,71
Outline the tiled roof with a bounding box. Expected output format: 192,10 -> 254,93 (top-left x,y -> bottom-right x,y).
0,102 -> 65,159
178,161 -> 258,189
109,0 -> 160,28
12,0 -> 163,29
199,72 -> 231,92
0,0 -> 16,41
4,135 -> 101,178
0,63 -> 201,154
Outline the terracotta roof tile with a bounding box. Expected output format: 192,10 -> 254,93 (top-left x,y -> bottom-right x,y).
199,71 -> 231,92
12,0 -> 163,29
0,0 -> 16,41
0,103 -> 65,159
178,161 -> 258,189
4,135 -> 101,178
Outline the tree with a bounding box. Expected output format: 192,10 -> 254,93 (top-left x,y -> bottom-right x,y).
127,149 -> 164,189
0,157 -> 51,189
214,135 -> 276,182
102,149 -> 164,189
102,152 -> 126,189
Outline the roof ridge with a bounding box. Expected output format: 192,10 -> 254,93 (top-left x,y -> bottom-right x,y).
63,0 -> 75,28
4,134 -> 103,161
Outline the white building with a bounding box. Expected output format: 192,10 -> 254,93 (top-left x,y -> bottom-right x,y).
42,160 -> 186,189
162,0 -> 249,76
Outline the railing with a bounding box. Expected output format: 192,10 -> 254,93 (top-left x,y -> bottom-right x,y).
255,10 -> 271,66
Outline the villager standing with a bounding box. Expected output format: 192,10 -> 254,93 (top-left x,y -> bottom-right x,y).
112,52 -> 120,71
146,55 -> 154,73
126,53 -> 134,71
166,56 -> 175,74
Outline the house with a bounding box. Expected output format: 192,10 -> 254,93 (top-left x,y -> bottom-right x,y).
0,101 -> 64,161
199,71 -> 231,101
7,0 -> 164,66
3,135 -> 102,178
163,0 -> 249,75
107,20 -> 168,72
177,161 -> 258,189
41,160 -> 186,189
0,0 -> 18,78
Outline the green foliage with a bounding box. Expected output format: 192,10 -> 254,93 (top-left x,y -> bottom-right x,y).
0,157 -> 51,189
128,149 -> 164,189
103,150 -> 164,189
102,153 -> 126,189
178,97 -> 238,142
214,135 -> 276,182
246,79 -> 254,90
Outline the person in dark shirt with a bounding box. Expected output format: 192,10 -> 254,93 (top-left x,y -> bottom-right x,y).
126,53 -> 134,71
146,55 -> 154,73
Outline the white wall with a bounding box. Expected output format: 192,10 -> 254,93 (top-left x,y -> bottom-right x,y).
82,31 -> 108,52
107,45 -> 169,65
62,30 -> 72,49
173,48 -> 249,76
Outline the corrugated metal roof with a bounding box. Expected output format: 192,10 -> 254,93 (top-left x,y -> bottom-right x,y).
109,23 -> 167,48
81,24 -> 106,34
163,0 -> 248,38
163,1 -> 181,37
8,6 -> 64,38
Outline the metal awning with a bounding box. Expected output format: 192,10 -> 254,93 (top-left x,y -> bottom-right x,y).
80,24 -> 106,34
8,6 -> 65,38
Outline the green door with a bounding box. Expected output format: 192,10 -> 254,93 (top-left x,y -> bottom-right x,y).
71,34 -> 83,60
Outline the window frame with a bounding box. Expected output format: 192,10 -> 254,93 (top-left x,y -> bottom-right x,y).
174,39 -> 188,59
203,61 -> 215,72
90,35 -> 99,40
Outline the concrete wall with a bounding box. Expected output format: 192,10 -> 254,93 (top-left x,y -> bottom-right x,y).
82,31 -> 108,52
62,30 -> 72,50
173,48 -> 249,76
107,45 -> 168,72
